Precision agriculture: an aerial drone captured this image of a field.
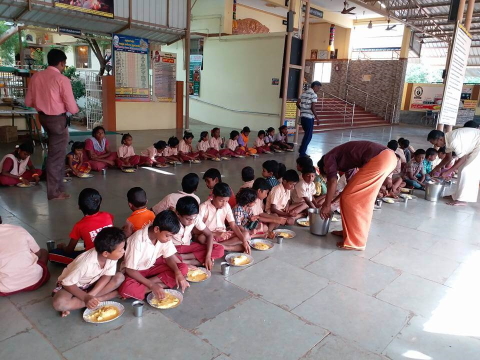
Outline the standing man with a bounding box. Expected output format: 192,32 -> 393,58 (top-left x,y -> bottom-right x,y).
297,81 -> 321,158
26,49 -> 78,200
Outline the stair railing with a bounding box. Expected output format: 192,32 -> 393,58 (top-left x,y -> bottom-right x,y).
319,89 -> 356,125
345,84 -> 395,123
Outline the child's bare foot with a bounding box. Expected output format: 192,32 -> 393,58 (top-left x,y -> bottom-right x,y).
447,200 -> 467,206
61,310 -> 70,317
331,230 -> 344,237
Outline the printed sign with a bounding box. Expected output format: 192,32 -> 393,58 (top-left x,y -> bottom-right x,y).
189,55 -> 202,96
58,27 -> 82,36
55,0 -> 114,19
153,51 -> 177,102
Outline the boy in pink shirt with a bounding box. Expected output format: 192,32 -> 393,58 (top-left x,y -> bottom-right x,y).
0,217 -> 50,296
198,183 -> 251,254
152,173 -> 200,214
291,166 -> 323,208
52,227 -> 126,317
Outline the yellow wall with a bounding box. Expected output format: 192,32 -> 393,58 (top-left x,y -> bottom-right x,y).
191,0 -> 233,35
115,102 -> 176,131
307,23 -> 351,59
189,33 -> 284,130
236,4 -> 286,33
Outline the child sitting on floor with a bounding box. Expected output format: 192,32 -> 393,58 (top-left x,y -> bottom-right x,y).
173,196 -> 224,270
277,163 -> 287,182
431,147 -> 457,177
254,130 -> 272,154
291,166 -> 323,208
233,188 -> 268,235
49,188 -> 114,264
141,140 -> 168,167
199,183 -> 250,254
118,210 -> 189,300
251,178 -> 286,232
52,227 -> 126,317
178,131 -> 200,162
273,125 -> 294,151
266,170 -> 308,225
262,160 -> 280,188
402,149 -> 426,190
0,141 -> 42,186
226,130 -> 246,157
238,126 -> 257,155
203,168 -> 236,207
123,187 -> 155,238
116,133 -> 151,170
0,216 -> 50,297
266,127 -> 281,152
386,140 -> 406,197
399,138 -> 412,163
84,126 -> 117,171
66,141 -> 91,177
210,127 -> 234,158
153,173 -> 200,214
164,137 -> 182,164
423,148 -> 438,176
239,166 -> 255,190
197,131 -> 219,161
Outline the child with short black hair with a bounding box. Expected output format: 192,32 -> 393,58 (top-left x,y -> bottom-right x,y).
203,168 -> 236,207
52,227 -> 126,317
50,188 -> 114,264
432,147 -> 457,177
141,140 -> 168,167
240,166 -> 255,189
174,196 -> 224,270
238,126 -> 257,155
199,183 -> 250,254
197,131 -> 219,161
399,138 -> 412,163
266,169 -> 308,225
123,187 -> 155,238
0,141 -> 42,186
178,131 -> 200,162
210,127 -> 235,158
262,160 -> 280,187
273,125 -> 294,151
402,149 -> 426,189
277,163 -> 287,182
291,166 -> 323,208
423,148 -> 438,175
227,130 -> 246,157
66,141 -> 91,177
164,137 -> 182,164
119,210 -> 190,300
233,188 -> 268,234
254,130 -> 272,154
153,173 -> 201,214
116,133 -> 151,169
251,178 -> 286,232
296,156 -> 314,172
266,127 -> 281,152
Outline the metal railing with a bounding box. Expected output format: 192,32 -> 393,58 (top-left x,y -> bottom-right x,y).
345,84 -> 396,123
318,89 -> 356,125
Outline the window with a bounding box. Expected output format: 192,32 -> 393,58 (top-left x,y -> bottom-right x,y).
75,46 -> 91,68
314,62 -> 332,83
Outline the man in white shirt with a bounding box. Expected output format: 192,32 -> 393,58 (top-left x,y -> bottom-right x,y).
297,81 -> 321,157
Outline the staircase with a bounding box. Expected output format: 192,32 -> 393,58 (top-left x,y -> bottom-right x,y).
306,96 -> 391,133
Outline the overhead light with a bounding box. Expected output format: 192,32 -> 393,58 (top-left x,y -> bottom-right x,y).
368,20 -> 373,29
380,2 -> 386,8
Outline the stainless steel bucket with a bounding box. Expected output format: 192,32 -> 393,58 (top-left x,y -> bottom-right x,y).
308,208 -> 331,236
425,181 -> 445,202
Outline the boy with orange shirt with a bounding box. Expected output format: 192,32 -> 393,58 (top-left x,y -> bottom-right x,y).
123,187 -> 155,238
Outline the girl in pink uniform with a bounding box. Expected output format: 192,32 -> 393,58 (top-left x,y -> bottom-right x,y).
164,137 -> 182,164
209,127 -> 234,158
254,130 -> 273,154
141,141 -> 168,167
66,141 -> 91,177
178,131 -> 200,162
197,131 -> 219,160
0,142 -> 42,186
116,133 -> 151,169
226,130 -> 246,157
84,126 -> 117,171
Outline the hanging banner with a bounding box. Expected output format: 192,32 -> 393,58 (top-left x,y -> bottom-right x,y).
285,100 -> 297,135
113,34 -> 150,102
55,0 -> 114,19
189,55 -> 202,96
152,51 -> 177,102
438,23 -> 472,125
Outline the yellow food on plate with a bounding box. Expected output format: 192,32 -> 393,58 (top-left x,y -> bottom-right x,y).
123,168 -> 135,173
187,269 -> 208,282
252,242 -> 270,250
151,293 -> 180,309
297,220 -> 309,226
231,255 -> 250,266
400,188 -> 410,193
277,232 -> 293,238
384,199 -> 394,204
88,305 -> 119,322
17,183 -> 29,188
403,195 -> 413,200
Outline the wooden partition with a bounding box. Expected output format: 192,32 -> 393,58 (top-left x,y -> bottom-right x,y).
101,76 -> 117,132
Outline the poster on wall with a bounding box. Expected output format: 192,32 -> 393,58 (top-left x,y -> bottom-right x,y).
152,51 -> 176,102
285,100 -> 297,135
113,34 -> 150,102
55,1 -> 114,18
189,55 -> 202,96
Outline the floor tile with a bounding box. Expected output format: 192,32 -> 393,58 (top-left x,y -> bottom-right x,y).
376,273 -> 450,317
0,329 -> 63,360
228,257 -> 329,310
371,243 -> 459,284
292,283 -> 409,353
306,251 -> 401,296
196,298 -> 328,360
63,312 -> 220,360
384,316 -> 480,360
302,334 -> 386,360
0,298 -> 32,342
160,273 -> 250,329
426,240 -> 480,263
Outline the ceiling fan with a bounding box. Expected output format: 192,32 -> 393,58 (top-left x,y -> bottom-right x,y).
341,1 -> 356,15
385,19 -> 397,31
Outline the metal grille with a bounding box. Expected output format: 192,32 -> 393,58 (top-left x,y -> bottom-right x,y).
83,71 -> 103,130
0,70 -> 27,101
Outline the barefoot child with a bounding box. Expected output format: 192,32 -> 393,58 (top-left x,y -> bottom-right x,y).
116,133 -> 151,169
266,170 -> 308,225
164,137 -> 182,164
84,126 -> 117,171
226,130 -> 246,157
141,140 -> 168,167
123,187 -> 155,238
238,126 -> 257,155
66,141 -> 91,177
49,188 -> 114,264
199,183 -> 251,254
118,210 -> 190,300
254,130 -> 272,154
291,166 -> 323,208
423,148 -> 438,177
239,166 -> 255,190
251,178 -> 286,232
52,227 -> 126,317
197,131 -> 219,161
274,125 -> 294,151
0,142 -> 42,186
402,149 -> 426,189
266,127 -> 281,152
0,217 -> 50,296
153,173 -> 200,214
210,127 -> 234,158
203,168 -> 236,207
233,187 -> 274,235
174,196 -> 224,270
178,131 -> 200,162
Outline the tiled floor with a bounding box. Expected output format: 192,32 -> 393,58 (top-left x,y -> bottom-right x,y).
1,124 -> 480,360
